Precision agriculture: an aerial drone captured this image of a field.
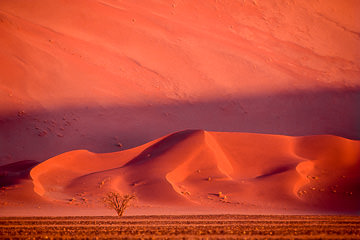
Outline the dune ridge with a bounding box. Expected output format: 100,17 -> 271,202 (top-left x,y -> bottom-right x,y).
30,130 -> 360,213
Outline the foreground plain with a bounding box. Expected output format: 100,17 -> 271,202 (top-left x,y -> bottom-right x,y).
1,215 -> 359,239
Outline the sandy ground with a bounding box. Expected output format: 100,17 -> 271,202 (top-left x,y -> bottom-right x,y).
1,215 -> 359,239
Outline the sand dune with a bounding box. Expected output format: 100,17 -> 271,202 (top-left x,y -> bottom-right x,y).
1,0 -> 359,215
1,0 -> 360,164
28,130 -> 360,214
0,160 -> 38,187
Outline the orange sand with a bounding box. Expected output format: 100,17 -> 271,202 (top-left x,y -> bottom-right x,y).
0,1 -> 359,215
1,130 -> 358,215
1,0 -> 359,165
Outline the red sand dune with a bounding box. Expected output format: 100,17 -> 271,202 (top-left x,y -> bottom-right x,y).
1,0 -> 360,165
0,1 -> 359,215
26,130 -> 359,214
0,160 -> 38,187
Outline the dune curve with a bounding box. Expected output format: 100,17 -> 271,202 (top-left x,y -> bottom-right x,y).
29,130 -> 360,213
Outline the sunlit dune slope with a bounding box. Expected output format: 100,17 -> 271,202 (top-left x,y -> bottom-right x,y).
1,0 -> 360,164
1,0 -> 359,110
30,130 -> 360,213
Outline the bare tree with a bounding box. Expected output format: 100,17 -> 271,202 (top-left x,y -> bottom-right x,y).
103,192 -> 135,216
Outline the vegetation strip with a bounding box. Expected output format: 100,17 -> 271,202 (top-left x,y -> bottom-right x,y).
0,215 -> 359,239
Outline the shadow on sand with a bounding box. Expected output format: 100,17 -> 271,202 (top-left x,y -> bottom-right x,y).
0,88 -> 359,163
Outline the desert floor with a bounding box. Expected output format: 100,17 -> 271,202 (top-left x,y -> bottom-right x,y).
1,215 -> 359,239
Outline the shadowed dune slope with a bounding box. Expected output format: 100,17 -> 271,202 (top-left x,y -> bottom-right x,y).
30,130 -> 360,213
0,160 -> 38,187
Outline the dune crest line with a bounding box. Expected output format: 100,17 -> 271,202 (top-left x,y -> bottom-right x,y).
30,130 -> 360,213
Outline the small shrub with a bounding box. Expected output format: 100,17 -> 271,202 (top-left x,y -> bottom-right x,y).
103,192 -> 135,216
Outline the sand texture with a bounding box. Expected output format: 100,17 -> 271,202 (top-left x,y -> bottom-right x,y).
1,130 -> 358,215
1,0 -> 359,165
0,0 -> 359,216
